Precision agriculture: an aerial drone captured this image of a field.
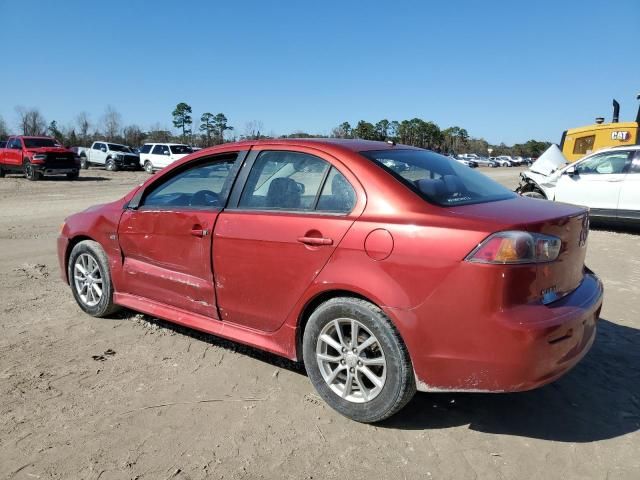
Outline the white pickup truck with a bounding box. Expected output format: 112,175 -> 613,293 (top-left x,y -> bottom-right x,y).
76,141 -> 140,171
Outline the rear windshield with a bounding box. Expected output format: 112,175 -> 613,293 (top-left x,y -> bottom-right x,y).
170,145 -> 193,155
23,138 -> 60,148
361,149 -> 516,207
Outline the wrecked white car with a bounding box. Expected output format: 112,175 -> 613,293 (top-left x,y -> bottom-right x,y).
517,144 -> 640,223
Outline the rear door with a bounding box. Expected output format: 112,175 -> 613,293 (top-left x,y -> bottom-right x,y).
117,151 -> 243,317
617,151 -> 640,221
213,146 -> 363,332
554,150 -> 631,217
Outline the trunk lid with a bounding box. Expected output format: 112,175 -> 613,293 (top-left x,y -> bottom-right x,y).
449,196 -> 590,303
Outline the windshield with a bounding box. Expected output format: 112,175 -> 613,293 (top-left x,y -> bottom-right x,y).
23,138 -> 60,148
108,144 -> 132,153
170,145 -> 193,155
361,149 -> 516,207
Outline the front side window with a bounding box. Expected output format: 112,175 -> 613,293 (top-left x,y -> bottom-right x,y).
142,154 -> 238,209
140,144 -> 153,154
361,149 -> 516,207
576,151 -> 629,175
239,151 -> 330,211
10,138 -> 22,149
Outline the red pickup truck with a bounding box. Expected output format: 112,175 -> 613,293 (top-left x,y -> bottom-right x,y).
0,136 -> 80,180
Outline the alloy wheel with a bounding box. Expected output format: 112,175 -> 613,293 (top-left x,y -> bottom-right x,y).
316,318 -> 387,403
73,253 -> 103,307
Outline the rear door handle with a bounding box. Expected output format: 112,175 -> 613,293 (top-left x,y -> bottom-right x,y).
297,236 -> 333,246
191,228 -> 209,237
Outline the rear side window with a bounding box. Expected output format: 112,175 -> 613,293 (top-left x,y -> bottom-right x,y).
361,149 -> 516,207
170,145 -> 193,155
316,167 -> 356,213
140,144 -> 153,154
239,151 -> 330,211
152,144 -> 168,155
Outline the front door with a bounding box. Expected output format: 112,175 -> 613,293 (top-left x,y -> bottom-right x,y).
555,150 -> 631,215
92,142 -> 108,165
213,147 -> 361,332
118,153 -> 241,317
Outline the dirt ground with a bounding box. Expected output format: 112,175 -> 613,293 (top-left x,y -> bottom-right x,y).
1,166 -> 638,480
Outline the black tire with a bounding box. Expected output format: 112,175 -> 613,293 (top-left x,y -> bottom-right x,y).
303,297 -> 416,423
24,161 -> 41,181
80,156 -> 89,169
521,189 -> 546,199
0,166 -> 5,178
144,160 -> 154,174
67,171 -> 79,180
105,158 -> 118,171
68,240 -> 121,317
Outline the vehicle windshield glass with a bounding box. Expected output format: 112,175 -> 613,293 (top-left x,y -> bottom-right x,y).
170,145 -> 193,155
108,144 -> 132,153
361,149 -> 516,207
23,138 -> 60,148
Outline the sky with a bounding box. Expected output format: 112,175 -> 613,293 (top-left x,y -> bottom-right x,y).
1,0 -> 639,145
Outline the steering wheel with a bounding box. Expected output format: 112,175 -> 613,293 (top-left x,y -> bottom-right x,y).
190,190 -> 220,207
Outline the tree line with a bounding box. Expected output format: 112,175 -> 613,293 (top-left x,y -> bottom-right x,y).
0,105 -> 552,157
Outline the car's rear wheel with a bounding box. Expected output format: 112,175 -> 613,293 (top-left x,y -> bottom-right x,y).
68,240 -> 120,317
144,160 -> 154,174
303,297 -> 416,423
105,158 -> 118,171
24,161 -> 41,181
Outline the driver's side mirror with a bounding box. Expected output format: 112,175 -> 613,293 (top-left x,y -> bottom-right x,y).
101,147 -> 107,153
565,166 -> 577,176
164,151 -> 170,156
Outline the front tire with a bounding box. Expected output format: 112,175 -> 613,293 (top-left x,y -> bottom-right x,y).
144,160 -> 154,174
303,297 -> 416,423
24,161 -> 41,181
105,158 -> 118,171
67,171 -> 79,180
80,156 -> 89,169
68,240 -> 120,317
521,189 -> 546,199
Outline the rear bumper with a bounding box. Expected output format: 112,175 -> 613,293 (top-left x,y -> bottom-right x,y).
386,270 -> 603,393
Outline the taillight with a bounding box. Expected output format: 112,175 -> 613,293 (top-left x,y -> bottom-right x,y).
466,231 -> 561,264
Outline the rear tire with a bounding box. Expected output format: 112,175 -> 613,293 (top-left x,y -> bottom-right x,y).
144,160 -> 154,174
68,240 -> 121,317
303,297 -> 416,423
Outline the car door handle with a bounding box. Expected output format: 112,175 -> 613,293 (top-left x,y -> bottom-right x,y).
297,236 -> 333,246
190,228 -> 209,237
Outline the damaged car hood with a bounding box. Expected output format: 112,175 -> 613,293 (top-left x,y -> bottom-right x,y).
529,144 -> 567,176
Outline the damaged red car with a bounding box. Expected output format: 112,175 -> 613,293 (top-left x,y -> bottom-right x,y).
57,139 -> 603,422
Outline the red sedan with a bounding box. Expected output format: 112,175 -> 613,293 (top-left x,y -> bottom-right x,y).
57,139 -> 603,422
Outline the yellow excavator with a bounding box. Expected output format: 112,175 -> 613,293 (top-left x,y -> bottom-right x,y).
560,95 -> 640,162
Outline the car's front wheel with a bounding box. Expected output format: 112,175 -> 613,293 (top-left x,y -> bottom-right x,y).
68,240 -> 120,317
80,156 -> 89,169
144,160 -> 154,174
24,160 -> 41,181
105,158 -> 118,171
303,297 -> 416,423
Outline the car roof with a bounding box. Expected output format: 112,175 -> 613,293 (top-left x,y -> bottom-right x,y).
143,142 -> 189,146
208,138 -> 419,153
